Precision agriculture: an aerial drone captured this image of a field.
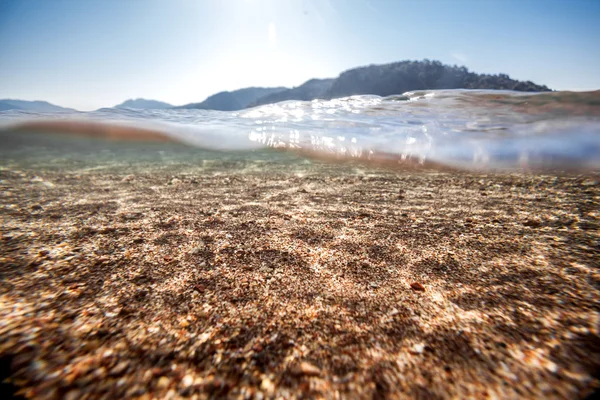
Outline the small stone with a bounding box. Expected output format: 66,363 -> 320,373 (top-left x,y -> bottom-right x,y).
544,360 -> 558,374
369,282 -> 379,288
411,343 -> 425,354
122,174 -> 135,182
253,343 -> 264,352
260,377 -> 275,394
121,212 -> 143,220
292,362 -> 321,376
170,178 -> 182,185
199,261 -> 210,269
179,320 -> 190,328
204,376 -> 228,393
190,240 -> 206,254
64,390 -> 80,400
110,361 -> 129,376
125,385 -> 146,397
410,282 -> 425,291
157,376 -> 170,389
92,367 -> 107,379
524,219 -> 541,227
181,374 -> 194,387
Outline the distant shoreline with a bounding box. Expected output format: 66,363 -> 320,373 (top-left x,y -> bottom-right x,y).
1,59 -> 555,112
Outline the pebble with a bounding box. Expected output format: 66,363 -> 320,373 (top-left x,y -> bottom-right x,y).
524,219 -> 542,227
190,246 -> 204,255
92,367 -> 107,378
581,179 -> 597,186
260,377 -> 275,394
194,284 -> 206,293
181,374 -> 194,387
110,361 -> 129,376
293,362 -> 321,376
64,390 -> 80,400
157,376 -> 171,389
410,282 -> 425,291
411,343 -> 425,354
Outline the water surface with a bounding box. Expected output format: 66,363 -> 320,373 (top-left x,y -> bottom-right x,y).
1,89 -> 599,172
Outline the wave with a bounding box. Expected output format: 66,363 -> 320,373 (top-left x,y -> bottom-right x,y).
1,90 -> 599,172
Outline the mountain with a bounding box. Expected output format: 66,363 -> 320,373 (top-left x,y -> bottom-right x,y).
323,60 -> 550,99
114,98 -> 173,109
0,99 -> 74,112
2,60 -> 550,113
179,91 -> 242,111
249,79 -> 335,107
248,60 -> 551,108
178,87 -> 286,111
0,103 -> 16,112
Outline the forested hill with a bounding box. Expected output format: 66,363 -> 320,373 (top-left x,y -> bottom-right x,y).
249,60 -> 550,107
323,60 -> 550,99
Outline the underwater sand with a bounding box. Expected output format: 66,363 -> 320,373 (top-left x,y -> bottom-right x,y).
1,162 -> 599,399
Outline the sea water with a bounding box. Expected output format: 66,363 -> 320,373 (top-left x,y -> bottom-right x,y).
1,89 -> 599,172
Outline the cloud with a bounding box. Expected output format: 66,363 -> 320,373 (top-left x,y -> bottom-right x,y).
268,22 -> 277,49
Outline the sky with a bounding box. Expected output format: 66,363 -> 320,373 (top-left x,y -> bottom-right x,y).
0,0 -> 599,111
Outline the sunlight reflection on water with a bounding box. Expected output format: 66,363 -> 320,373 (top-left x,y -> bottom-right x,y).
1,89 -> 599,171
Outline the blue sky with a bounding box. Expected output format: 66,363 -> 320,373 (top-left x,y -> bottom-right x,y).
0,0 -> 598,110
